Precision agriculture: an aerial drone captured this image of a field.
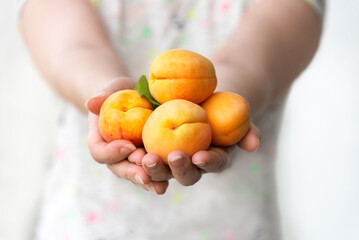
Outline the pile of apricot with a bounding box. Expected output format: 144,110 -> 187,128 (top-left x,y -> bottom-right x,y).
99,49 -> 250,164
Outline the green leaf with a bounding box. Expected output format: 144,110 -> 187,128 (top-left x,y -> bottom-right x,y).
134,75 -> 161,109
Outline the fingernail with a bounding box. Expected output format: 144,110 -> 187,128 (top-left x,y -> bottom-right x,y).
145,162 -> 157,168
193,161 -> 206,167
120,144 -> 136,155
134,175 -> 144,185
254,138 -> 260,152
169,155 -> 183,167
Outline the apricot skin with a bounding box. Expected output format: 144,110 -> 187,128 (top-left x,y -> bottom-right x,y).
99,90 -> 153,147
142,99 -> 212,164
201,92 -> 250,147
149,49 -> 217,104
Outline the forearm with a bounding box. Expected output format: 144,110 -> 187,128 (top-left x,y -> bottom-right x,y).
212,0 -> 322,118
19,0 -> 130,112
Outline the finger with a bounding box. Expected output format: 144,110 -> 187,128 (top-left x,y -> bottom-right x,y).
142,153 -> 172,181
168,151 -> 202,186
128,148 -> 147,165
237,123 -> 261,152
143,181 -> 170,195
86,78 -> 134,115
88,113 -> 136,164
107,161 -> 169,194
107,160 -> 151,185
86,95 -> 111,115
152,181 -> 169,195
192,147 -> 230,173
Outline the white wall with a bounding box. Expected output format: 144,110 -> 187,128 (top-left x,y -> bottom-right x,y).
0,2 -> 57,240
0,0 -> 358,240
276,1 -> 359,240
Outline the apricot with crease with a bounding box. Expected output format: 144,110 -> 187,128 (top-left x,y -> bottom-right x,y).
99,90 -> 153,147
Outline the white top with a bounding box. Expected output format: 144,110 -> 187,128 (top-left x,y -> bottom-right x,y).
17,0 -> 324,239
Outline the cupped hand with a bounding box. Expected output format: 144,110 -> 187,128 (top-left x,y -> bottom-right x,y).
86,78 -> 169,194
86,78 -> 260,194
141,122 -> 261,187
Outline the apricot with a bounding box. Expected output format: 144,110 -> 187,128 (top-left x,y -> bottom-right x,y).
201,92 -> 250,147
142,99 -> 212,164
149,49 -> 217,104
99,90 -> 153,147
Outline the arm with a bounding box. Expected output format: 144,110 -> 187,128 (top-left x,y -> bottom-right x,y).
19,0 -> 131,112
19,0 -> 171,194
19,0 -> 322,193
212,0 -> 322,118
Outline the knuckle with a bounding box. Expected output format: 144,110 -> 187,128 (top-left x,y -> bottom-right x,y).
215,159 -> 224,171
126,168 -> 135,181
151,173 -> 166,182
148,169 -> 161,180
215,162 -> 225,172
216,157 -> 229,172
177,170 -> 202,186
93,155 -> 106,164
147,165 -> 161,174
126,165 -> 138,181
175,169 -> 188,178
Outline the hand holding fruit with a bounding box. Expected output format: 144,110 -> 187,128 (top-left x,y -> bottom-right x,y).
86,50 -> 261,194
86,78 -> 170,193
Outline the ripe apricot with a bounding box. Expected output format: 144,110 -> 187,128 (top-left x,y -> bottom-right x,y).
201,92 -> 250,147
99,90 -> 153,147
149,49 -> 217,104
142,99 -> 212,164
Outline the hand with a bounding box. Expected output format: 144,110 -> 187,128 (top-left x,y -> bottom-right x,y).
139,123 -> 261,187
86,78 -> 169,194
87,78 -> 260,194
89,109 -> 259,193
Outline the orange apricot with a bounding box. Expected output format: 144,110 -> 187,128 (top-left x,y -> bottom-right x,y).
99,90 -> 153,147
142,99 -> 212,164
201,92 -> 250,147
149,49 -> 217,104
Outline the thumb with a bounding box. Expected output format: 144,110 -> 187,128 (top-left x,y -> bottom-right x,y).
86,94 -> 110,115
237,123 -> 261,152
85,77 -> 134,115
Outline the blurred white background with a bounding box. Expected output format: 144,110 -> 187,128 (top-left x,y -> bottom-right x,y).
0,0 -> 358,240
276,1 -> 359,239
0,2 -> 57,239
